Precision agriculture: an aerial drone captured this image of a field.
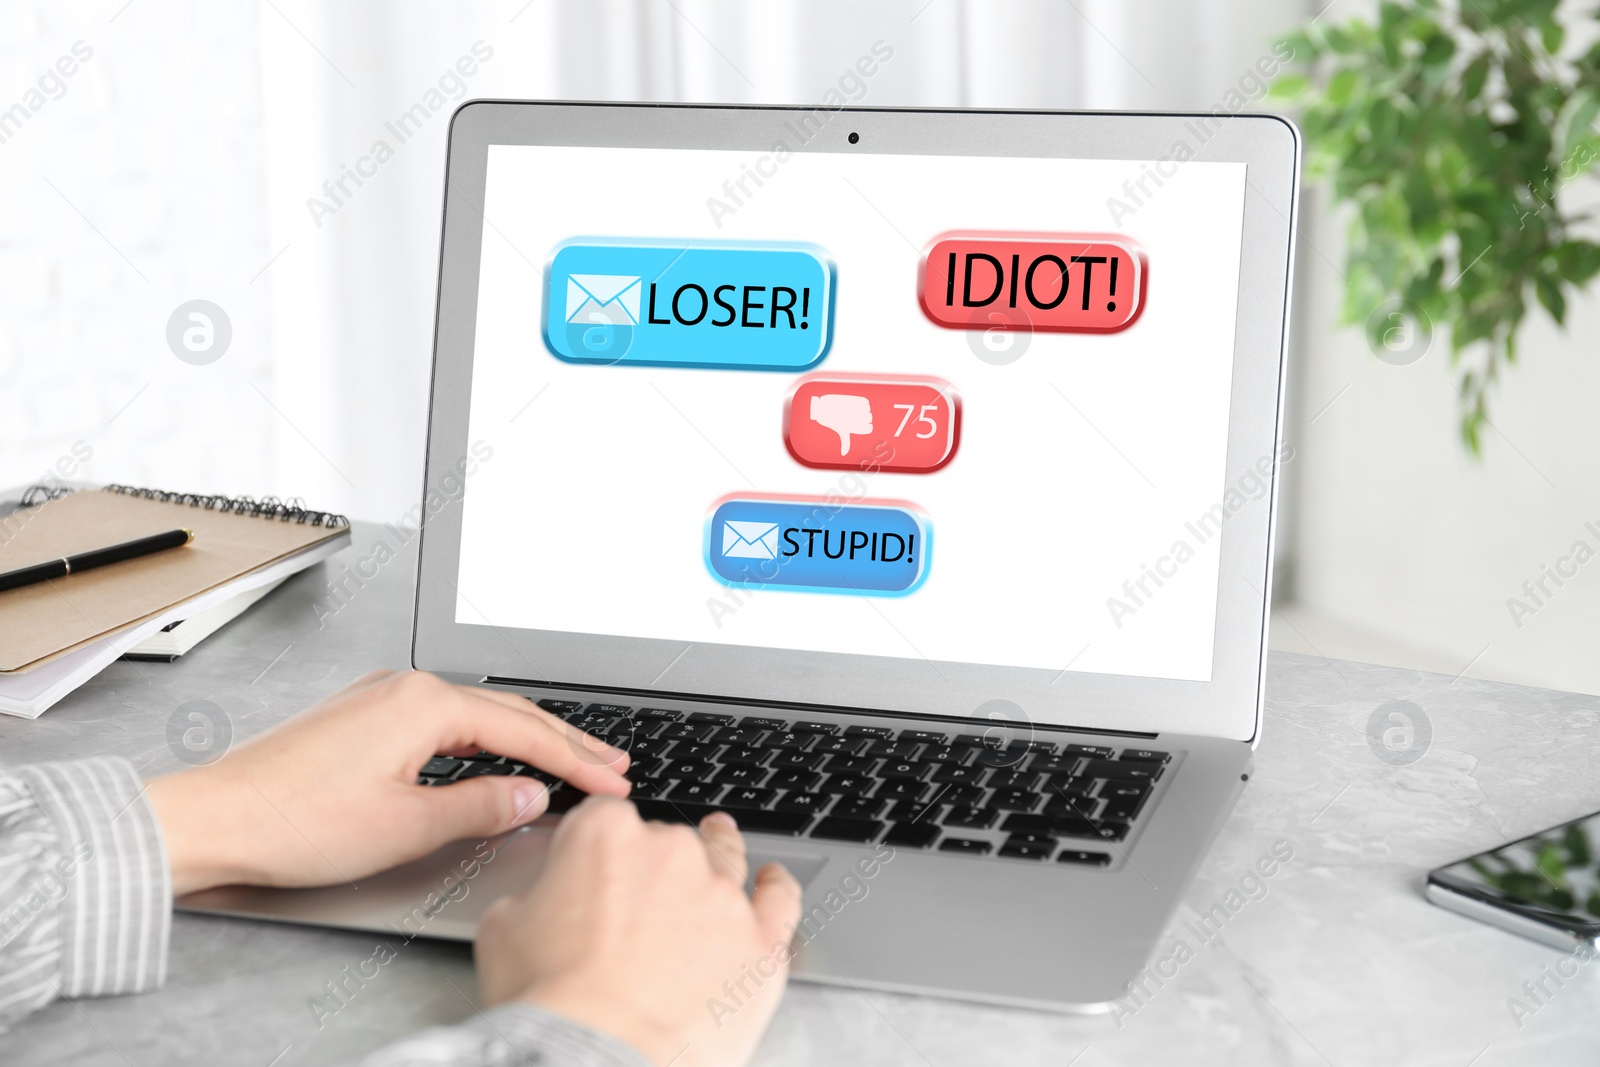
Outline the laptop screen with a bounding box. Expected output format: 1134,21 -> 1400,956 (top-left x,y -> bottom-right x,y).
454,143 -> 1251,685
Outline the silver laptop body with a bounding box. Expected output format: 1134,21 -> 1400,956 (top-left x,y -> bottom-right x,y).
181,101 -> 1299,1012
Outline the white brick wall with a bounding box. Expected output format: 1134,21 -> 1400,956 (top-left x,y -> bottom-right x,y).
1,2 -> 279,503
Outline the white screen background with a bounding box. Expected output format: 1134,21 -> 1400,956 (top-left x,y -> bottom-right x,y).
456,145 -> 1246,682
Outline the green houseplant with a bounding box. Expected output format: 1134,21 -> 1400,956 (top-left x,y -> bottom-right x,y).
1273,0 -> 1600,452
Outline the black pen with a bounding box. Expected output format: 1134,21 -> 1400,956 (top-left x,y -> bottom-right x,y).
0,528 -> 194,593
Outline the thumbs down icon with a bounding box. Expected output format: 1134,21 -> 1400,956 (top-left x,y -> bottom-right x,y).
809,393 -> 873,456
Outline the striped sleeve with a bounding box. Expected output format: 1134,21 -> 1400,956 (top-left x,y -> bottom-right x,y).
347,1002 -> 652,1067
0,757 -> 170,1032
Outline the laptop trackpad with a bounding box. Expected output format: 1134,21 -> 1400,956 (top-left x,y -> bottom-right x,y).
747,851 -> 828,892
432,834 -> 829,928
177,828 -> 830,941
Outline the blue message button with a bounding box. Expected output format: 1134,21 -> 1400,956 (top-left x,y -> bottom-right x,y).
706,496 -> 930,595
543,239 -> 835,369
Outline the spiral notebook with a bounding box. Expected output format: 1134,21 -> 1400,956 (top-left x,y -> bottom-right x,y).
0,485 -> 351,716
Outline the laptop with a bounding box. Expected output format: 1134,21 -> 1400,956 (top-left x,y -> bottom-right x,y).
180,101 -> 1299,1013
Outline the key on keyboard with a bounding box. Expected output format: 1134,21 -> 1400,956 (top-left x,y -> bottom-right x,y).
811,816 -> 884,842
633,800 -> 811,835
939,837 -> 992,855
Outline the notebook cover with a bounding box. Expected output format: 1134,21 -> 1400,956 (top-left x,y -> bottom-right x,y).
0,490 -> 346,673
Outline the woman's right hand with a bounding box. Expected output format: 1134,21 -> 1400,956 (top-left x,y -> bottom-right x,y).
475,797 -> 803,1067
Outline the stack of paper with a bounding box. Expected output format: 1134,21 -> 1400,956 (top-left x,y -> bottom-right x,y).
122,577 -> 289,661
0,489 -> 350,717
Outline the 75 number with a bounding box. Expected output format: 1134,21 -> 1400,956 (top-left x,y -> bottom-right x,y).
892,403 -> 940,439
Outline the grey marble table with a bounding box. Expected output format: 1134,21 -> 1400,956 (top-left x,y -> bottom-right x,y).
3,521 -> 1598,1066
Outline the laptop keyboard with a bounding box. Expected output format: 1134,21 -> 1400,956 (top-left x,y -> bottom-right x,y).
417,699 -> 1172,866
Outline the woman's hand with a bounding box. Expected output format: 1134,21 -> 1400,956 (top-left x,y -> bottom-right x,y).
476,797 -> 803,1067
147,670 -> 631,895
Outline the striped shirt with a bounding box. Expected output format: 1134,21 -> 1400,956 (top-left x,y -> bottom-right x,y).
0,758 -> 646,1067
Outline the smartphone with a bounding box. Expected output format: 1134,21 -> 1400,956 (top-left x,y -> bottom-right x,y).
1427,808 -> 1600,950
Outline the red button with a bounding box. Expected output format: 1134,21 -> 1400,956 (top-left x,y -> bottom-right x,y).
784,374 -> 961,473
919,231 -> 1147,333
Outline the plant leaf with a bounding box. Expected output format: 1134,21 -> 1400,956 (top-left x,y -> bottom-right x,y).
1268,73 -> 1311,99
1536,273 -> 1567,324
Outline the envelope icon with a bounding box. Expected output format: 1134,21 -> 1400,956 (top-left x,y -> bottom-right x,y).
722,520 -> 780,559
566,274 -> 642,326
